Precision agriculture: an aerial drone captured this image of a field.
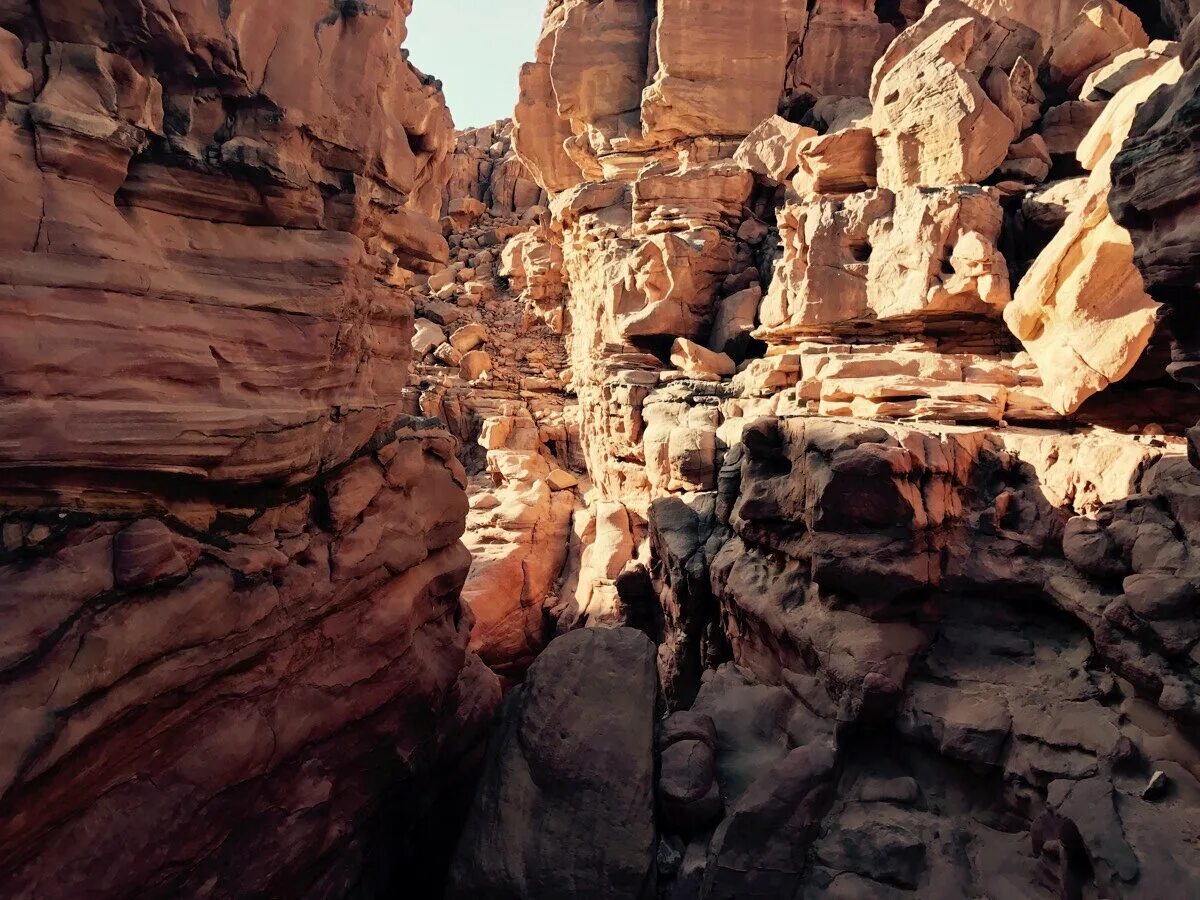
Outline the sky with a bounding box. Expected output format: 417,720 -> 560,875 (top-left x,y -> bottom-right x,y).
406,0 -> 548,129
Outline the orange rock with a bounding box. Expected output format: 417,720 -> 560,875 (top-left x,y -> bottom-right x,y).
1006,56 -> 1183,413
872,18 -> 1018,189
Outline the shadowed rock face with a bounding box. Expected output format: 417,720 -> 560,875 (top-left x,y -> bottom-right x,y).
447,627 -> 659,900
1111,13 -> 1200,388
0,1 -> 500,896
650,417 -> 1200,897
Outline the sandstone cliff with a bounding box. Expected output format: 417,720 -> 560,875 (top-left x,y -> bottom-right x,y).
6,1 -> 1200,898
0,2 -> 499,896
438,1 -> 1200,897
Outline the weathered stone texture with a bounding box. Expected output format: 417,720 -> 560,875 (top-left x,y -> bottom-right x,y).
0,2 -> 498,895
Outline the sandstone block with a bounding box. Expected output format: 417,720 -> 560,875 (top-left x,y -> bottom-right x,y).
733,116 -> 818,184
460,349 -> 494,382
412,318 -> 447,358
709,286 -> 762,357
671,338 -> 737,379
450,322 -> 488,353
872,17 -> 1018,189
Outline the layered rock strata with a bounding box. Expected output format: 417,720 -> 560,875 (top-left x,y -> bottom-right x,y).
1112,13 -> 1200,389
440,0 -> 1200,897
0,2 -> 499,895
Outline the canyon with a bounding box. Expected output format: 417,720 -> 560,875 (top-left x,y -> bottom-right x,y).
2,1 -> 1200,898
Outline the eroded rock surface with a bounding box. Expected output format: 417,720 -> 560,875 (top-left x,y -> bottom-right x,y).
7,0 -> 1200,897
447,626 -> 659,900
0,2 -> 499,896
452,0 -> 1200,896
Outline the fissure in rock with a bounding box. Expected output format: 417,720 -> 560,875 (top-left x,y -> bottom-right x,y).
2,1 -> 1200,899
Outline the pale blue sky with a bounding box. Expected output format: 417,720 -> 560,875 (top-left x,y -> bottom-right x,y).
407,0 -> 548,128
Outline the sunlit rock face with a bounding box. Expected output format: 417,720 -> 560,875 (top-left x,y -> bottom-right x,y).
1111,13 -> 1200,389
448,0 -> 1200,896
0,1 -> 500,896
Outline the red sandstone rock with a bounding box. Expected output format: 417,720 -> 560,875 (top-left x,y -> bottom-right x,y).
0,2 -> 498,895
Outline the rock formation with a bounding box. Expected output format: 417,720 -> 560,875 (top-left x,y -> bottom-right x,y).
0,2 -> 500,896
6,0 -> 1200,898
1112,12 -> 1200,389
447,627 -> 658,899
443,1 -> 1200,898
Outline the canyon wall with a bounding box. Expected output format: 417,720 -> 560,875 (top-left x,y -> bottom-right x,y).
4,0 -> 1200,897
0,2 -> 499,897
441,1 -> 1200,897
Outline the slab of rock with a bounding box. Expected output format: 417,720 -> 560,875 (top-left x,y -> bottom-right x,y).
1007,56 -> 1183,414
872,17 -> 1018,189
704,741 -> 839,898
960,0 -> 1091,40
447,628 -> 658,900
786,0 -> 897,99
450,322 -> 488,353
547,468 -> 580,491
870,0 -> 1045,99
734,116 -> 818,183
463,475 -> 575,675
1081,40 -> 1181,100
445,196 -> 486,232
671,338 -> 737,379
792,125 -> 879,195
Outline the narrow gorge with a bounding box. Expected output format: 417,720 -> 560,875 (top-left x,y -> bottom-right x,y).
1,1 -> 1200,898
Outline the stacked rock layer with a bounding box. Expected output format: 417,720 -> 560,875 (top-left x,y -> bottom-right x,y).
442,1 -> 1200,898
0,2 -> 499,897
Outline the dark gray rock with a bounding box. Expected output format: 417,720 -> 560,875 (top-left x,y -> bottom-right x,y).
446,627 -> 658,900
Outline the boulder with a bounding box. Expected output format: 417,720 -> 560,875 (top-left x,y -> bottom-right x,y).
411,318 -> 447,358
733,116 -> 818,183
447,628 -> 658,900
450,322 -> 488,353
1006,56 -> 1183,414
792,125 -> 878,194
460,349 -> 494,381
671,338 -> 737,379
1041,100 -> 1108,155
1047,0 -> 1149,88
709,286 -> 762,357
659,712 -> 723,833
872,17 -> 1018,189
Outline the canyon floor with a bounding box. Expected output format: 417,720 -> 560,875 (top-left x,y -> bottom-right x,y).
3,1 -> 1200,898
